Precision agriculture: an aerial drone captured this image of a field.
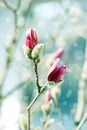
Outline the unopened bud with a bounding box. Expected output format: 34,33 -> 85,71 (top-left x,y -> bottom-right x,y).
25,28 -> 38,50
51,87 -> 61,103
42,100 -> 53,116
46,57 -> 54,68
44,118 -> 54,129
46,48 -> 64,68
32,43 -> 44,58
23,44 -> 32,59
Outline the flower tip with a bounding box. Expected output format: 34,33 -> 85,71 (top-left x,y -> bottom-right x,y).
53,48 -> 64,59
60,65 -> 67,74
64,65 -> 67,73
25,28 -> 38,50
47,60 -> 67,83
26,28 -> 36,36
26,29 -> 30,36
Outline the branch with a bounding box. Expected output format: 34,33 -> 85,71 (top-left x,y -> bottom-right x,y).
75,113 -> 87,130
2,0 -> 15,11
0,0 -> 33,105
16,0 -> 21,10
0,79 -> 29,102
74,41 -> 87,124
27,86 -> 46,130
27,87 -> 46,110
0,0 -> 22,98
33,59 -> 41,93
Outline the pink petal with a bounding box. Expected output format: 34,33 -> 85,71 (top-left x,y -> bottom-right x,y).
53,48 -> 64,59
47,58 -> 60,81
31,29 -> 38,44
45,91 -> 51,104
25,28 -> 38,50
55,65 -> 67,82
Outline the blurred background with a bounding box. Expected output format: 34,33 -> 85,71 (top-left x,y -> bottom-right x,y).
0,0 -> 87,130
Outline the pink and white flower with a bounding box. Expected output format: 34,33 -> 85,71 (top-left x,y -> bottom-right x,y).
47,58 -> 67,83
25,28 -> 38,50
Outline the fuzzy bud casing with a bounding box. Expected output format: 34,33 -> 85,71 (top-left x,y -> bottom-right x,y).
23,44 -> 32,59
31,43 -> 44,58
42,100 -> 53,117
44,118 -> 54,129
51,87 -> 61,103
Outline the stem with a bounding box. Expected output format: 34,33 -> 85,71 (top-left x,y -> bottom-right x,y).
56,101 -> 66,130
74,41 -> 87,124
27,87 -> 46,130
75,113 -> 87,130
27,87 -> 46,110
3,0 -> 15,11
42,116 -> 48,130
27,93 -> 39,110
27,93 -> 39,130
28,109 -> 30,130
33,59 -> 41,93
27,57 -> 44,130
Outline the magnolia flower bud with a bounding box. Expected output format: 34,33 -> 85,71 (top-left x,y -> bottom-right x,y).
46,57 -> 54,68
20,114 -> 28,130
42,100 -> 54,117
47,58 -> 67,83
51,87 -> 61,103
26,28 -> 38,50
44,118 -> 54,129
31,44 -> 44,58
23,44 -> 32,59
47,48 -> 64,68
